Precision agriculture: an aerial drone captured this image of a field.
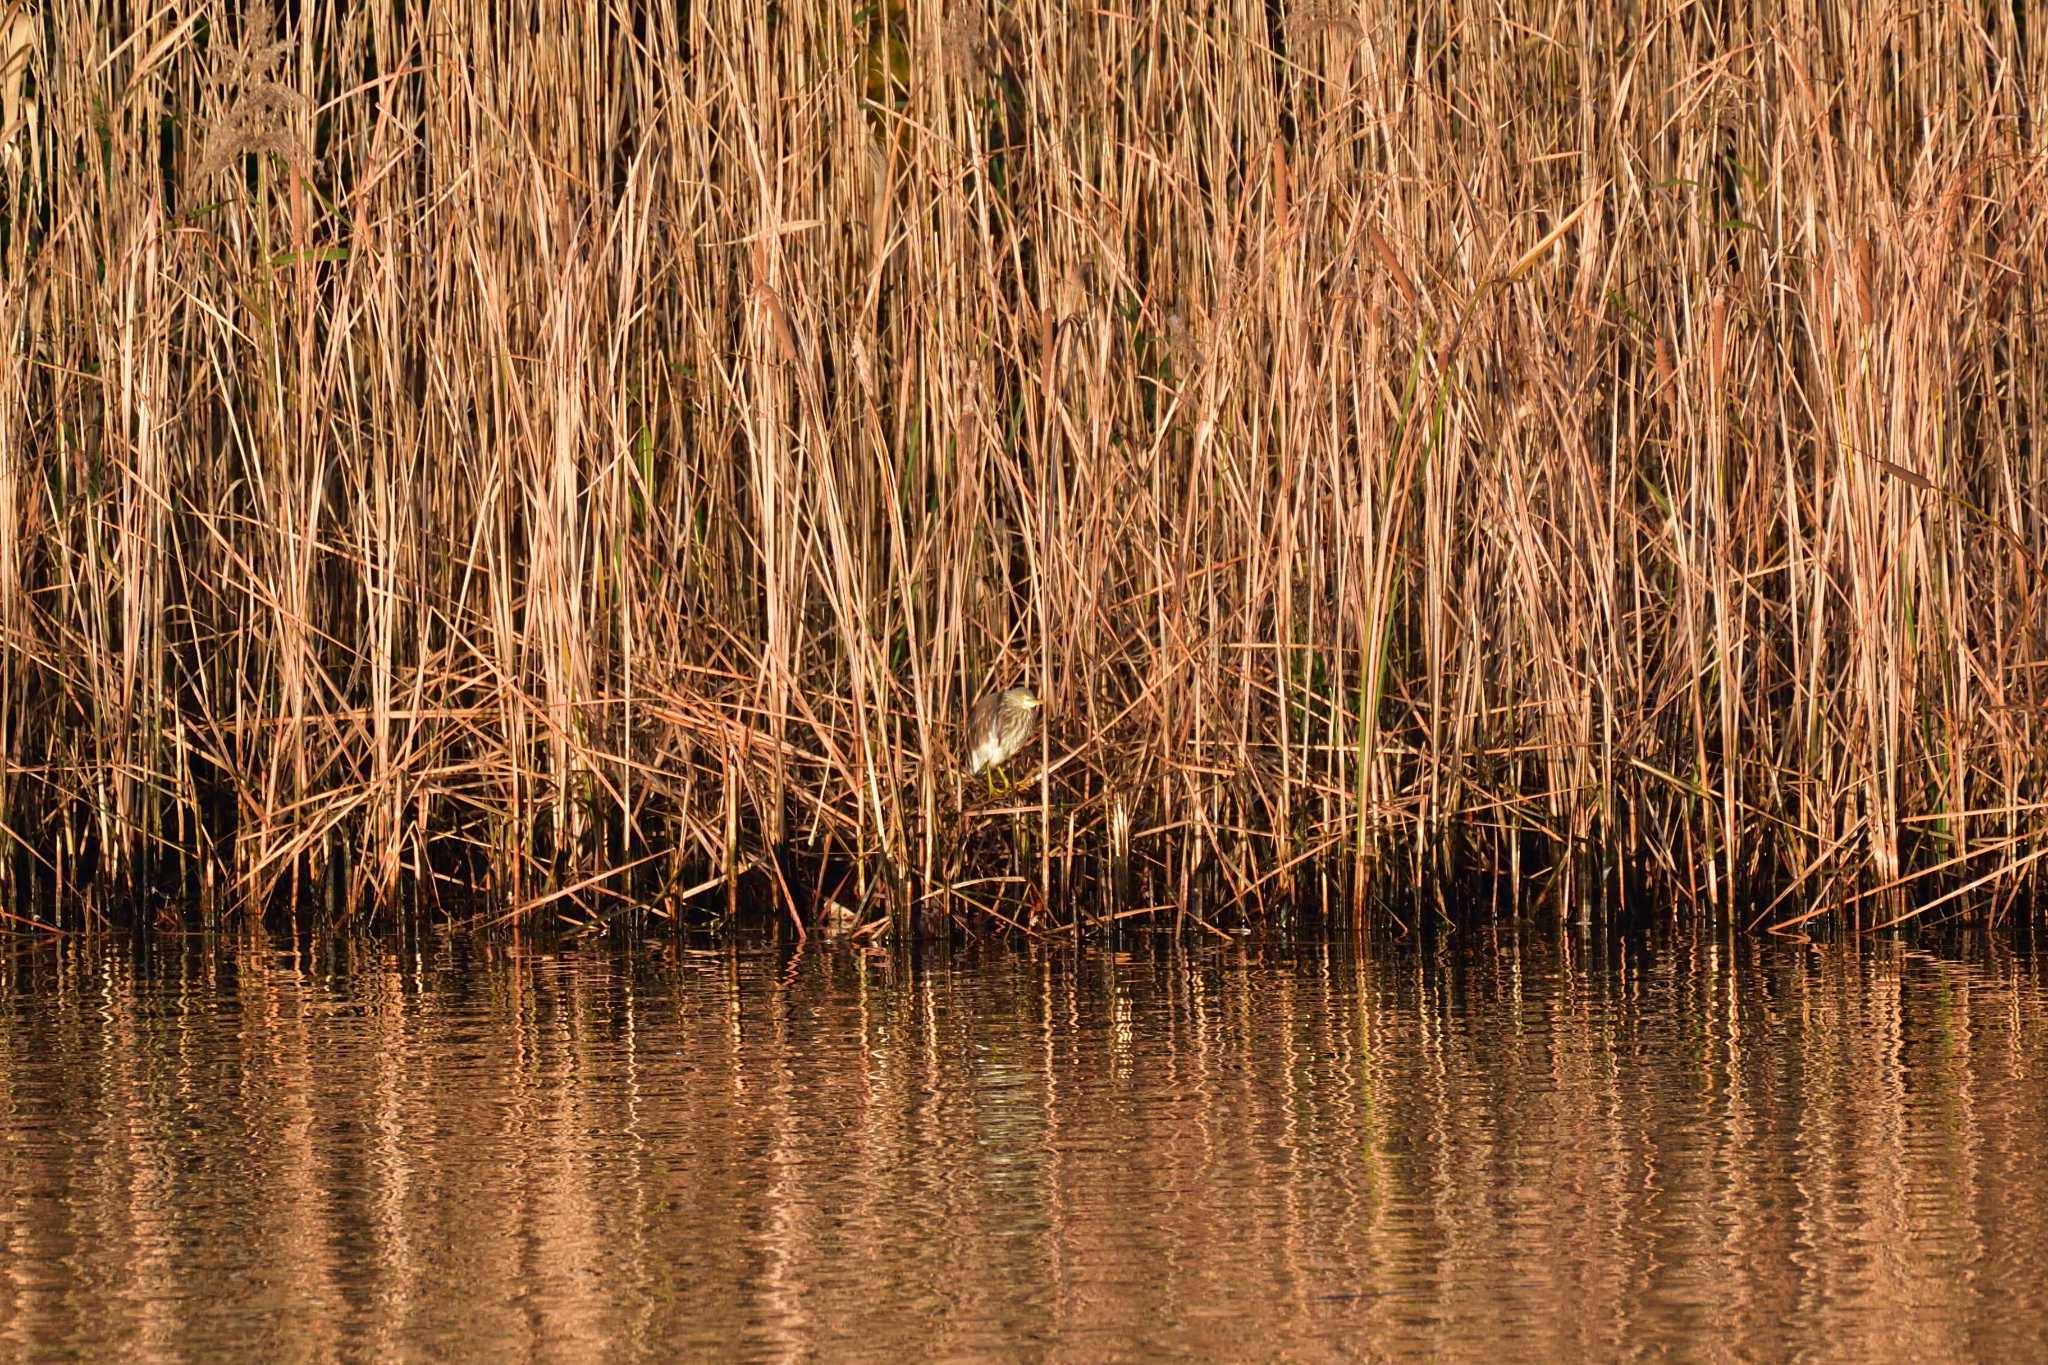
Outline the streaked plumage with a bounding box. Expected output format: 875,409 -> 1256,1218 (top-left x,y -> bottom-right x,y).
966,687 -> 1041,778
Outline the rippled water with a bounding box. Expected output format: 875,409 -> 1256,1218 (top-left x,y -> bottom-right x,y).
2,922 -> 2046,1361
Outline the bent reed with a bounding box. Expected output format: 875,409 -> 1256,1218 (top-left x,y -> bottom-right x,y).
0,1 -> 2043,932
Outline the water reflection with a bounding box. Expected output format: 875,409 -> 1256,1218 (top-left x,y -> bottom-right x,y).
1,924 -> 2045,1361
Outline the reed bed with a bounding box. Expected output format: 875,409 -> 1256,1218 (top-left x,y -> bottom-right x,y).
0,0 -> 2043,932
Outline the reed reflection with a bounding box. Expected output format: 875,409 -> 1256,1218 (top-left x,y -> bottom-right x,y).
0,926 -> 2043,1361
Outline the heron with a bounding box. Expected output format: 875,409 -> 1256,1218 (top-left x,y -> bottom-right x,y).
965,687 -> 1042,793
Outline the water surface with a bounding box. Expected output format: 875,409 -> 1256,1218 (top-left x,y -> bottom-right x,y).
2,922 -> 2045,1361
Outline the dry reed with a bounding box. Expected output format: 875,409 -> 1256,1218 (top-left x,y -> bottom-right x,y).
0,0 -> 2043,933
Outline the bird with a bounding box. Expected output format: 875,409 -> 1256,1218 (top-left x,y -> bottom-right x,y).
965,687 -> 1042,793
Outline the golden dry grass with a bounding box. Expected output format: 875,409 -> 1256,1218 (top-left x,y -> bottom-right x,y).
0,1 -> 2043,931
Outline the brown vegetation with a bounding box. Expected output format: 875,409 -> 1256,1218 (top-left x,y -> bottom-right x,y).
0,1 -> 2043,931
